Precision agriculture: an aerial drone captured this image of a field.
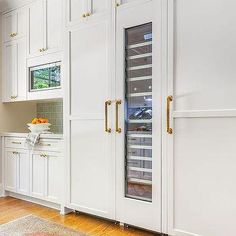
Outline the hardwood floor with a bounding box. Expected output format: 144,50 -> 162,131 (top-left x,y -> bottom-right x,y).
0,197 -> 159,235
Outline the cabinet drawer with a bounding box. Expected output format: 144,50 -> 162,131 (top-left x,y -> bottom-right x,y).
34,139 -> 62,152
5,137 -> 26,149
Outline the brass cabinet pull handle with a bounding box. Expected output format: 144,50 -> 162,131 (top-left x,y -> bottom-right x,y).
12,151 -> 19,155
116,99 -> 122,133
40,154 -> 48,158
86,12 -> 91,17
10,32 -> 17,37
39,143 -> 51,146
167,95 -> 173,134
105,100 -> 112,133
12,141 -> 22,144
11,95 -> 17,99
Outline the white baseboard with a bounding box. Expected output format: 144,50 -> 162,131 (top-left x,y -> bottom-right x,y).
0,183 -> 3,197
7,191 -> 61,211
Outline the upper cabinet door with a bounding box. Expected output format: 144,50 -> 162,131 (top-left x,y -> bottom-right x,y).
2,39 -> 27,103
3,11 -> 17,42
46,0 -> 63,53
68,0 -> 110,25
87,0 -> 110,18
68,0 -> 87,25
2,7 -> 28,43
3,42 -> 17,102
29,0 -> 62,57
29,0 -> 46,57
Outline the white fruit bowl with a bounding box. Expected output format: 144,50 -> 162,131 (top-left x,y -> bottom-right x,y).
27,123 -> 51,133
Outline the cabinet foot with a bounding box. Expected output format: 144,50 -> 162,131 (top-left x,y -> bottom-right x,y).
60,206 -> 73,215
119,222 -> 125,227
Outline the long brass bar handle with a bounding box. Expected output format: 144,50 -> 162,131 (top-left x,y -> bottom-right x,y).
167,95 -> 173,134
105,100 -> 112,133
116,100 -> 122,133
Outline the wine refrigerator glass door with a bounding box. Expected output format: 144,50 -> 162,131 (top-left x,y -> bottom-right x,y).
115,1 -> 162,232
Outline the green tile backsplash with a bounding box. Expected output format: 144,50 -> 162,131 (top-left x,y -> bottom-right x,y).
37,101 -> 63,134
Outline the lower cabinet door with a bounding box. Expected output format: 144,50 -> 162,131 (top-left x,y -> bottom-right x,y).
45,152 -> 62,203
30,152 -> 46,198
17,149 -> 30,195
30,151 -> 61,203
5,149 -> 17,192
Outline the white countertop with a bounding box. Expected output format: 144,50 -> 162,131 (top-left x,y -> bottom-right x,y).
0,132 -> 63,139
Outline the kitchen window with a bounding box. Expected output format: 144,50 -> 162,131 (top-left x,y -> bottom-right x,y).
30,62 -> 61,91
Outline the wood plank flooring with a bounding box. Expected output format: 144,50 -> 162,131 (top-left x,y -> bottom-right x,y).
0,197 -> 159,236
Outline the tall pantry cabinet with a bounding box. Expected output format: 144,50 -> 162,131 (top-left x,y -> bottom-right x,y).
65,0 -> 163,232
65,0 -> 115,219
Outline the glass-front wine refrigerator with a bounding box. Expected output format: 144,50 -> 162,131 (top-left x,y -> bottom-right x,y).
125,23 -> 153,202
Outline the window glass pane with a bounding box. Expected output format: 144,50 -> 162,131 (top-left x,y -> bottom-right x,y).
125,23 -> 153,202
30,63 -> 61,91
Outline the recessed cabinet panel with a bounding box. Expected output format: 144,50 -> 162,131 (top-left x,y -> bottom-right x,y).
31,153 -> 46,198
69,0 -> 87,24
70,22 -> 109,117
5,150 -> 17,192
17,150 -> 30,195
4,43 -> 17,102
46,0 -> 63,52
173,118 -> 236,236
3,7 -> 28,42
3,12 -> 17,42
17,39 -> 27,101
29,0 -> 45,56
70,119 -> 112,216
47,153 -> 62,202
174,0 -> 236,110
88,0 -> 109,16
3,39 -> 27,102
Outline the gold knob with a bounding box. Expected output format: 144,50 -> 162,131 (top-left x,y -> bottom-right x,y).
40,154 -> 48,158
116,3 -> 120,7
82,13 -> 86,18
86,12 -> 91,17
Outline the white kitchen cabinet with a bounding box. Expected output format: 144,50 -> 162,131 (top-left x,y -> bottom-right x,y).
67,15 -> 115,219
30,152 -> 46,198
29,0 -> 62,58
30,150 -> 62,204
2,38 -> 27,102
28,0 -> 45,57
46,152 -> 62,203
168,1 -> 236,236
17,149 -> 30,195
66,0 -> 163,232
2,6 -> 28,42
68,0 -> 110,25
4,149 -> 17,192
3,136 -> 63,206
4,148 -> 29,195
